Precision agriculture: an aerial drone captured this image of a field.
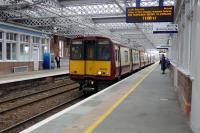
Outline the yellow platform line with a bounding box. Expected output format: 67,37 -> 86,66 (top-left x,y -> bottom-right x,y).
83,64 -> 158,133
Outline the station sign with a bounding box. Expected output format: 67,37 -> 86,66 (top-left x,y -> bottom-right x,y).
153,24 -> 178,33
126,6 -> 174,23
157,47 -> 169,53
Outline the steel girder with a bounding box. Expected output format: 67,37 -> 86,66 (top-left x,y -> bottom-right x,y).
0,0 -> 175,48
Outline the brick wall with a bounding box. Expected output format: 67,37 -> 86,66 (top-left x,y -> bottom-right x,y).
0,62 -> 33,75
170,65 -> 192,118
177,70 -> 192,118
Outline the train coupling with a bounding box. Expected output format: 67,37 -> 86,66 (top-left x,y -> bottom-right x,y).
81,79 -> 98,93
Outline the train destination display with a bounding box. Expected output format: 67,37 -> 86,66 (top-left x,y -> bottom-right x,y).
126,6 -> 174,23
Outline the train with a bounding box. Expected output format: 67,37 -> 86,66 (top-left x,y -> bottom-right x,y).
69,36 -> 155,93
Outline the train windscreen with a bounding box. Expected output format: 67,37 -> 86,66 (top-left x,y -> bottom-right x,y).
97,40 -> 111,60
84,40 -> 95,60
70,41 -> 83,60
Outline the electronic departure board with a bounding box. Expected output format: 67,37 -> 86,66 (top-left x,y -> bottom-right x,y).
126,6 -> 174,23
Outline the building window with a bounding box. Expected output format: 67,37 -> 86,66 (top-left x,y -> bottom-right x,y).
41,38 -> 49,60
0,32 -> 2,40
20,35 -> 30,60
6,43 -> 16,60
20,44 -> 30,60
20,35 -> 30,43
41,45 -> 48,54
6,33 -> 17,41
59,40 -> 64,57
33,36 -> 40,44
0,42 -> 2,60
41,38 -> 49,45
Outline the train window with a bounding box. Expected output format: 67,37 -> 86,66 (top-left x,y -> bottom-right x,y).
134,53 -> 138,62
125,51 -> 128,63
70,44 -> 83,60
115,49 -> 118,61
97,44 -> 110,60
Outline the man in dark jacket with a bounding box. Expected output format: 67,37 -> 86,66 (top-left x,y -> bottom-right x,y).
160,54 -> 166,74
55,55 -> 61,68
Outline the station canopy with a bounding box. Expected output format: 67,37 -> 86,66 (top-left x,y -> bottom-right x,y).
0,0 -> 175,49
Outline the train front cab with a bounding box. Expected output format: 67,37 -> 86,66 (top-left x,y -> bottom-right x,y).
69,38 -> 114,92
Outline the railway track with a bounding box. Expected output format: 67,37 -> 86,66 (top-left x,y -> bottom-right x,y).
0,95 -> 85,133
0,79 -> 85,133
0,81 -> 77,113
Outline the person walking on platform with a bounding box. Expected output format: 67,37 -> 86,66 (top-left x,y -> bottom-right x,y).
55,55 -> 61,68
160,54 -> 166,74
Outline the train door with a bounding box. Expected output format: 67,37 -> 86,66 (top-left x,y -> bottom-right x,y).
84,40 -> 96,76
139,51 -> 142,67
118,47 -> 121,77
114,46 -> 120,77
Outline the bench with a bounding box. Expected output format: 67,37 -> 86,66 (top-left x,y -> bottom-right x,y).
12,66 -> 28,73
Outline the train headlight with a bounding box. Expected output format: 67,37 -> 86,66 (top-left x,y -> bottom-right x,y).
98,71 -> 102,75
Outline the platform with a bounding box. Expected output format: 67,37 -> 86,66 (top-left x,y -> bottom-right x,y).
21,63 -> 192,133
0,67 -> 69,85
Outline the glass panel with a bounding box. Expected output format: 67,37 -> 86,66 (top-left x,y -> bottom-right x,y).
97,44 -> 111,60
6,33 -> 9,40
42,45 -> 47,55
12,43 -> 16,60
10,33 -> 13,40
0,42 -> 2,60
41,38 -> 45,44
20,35 -> 23,42
115,49 -> 118,61
20,44 -> 30,60
70,44 -> 83,60
6,43 -> 11,60
20,44 -> 23,54
14,34 -> 17,41
125,51 -> 128,63
26,36 -> 30,43
0,32 -> 2,39
85,40 -> 95,60
33,37 -> 40,43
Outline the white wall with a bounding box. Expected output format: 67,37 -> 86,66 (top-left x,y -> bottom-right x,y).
190,1 -> 200,132
171,0 -> 200,132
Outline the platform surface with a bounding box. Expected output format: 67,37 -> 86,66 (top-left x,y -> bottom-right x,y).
0,67 -> 69,84
21,64 -> 192,133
